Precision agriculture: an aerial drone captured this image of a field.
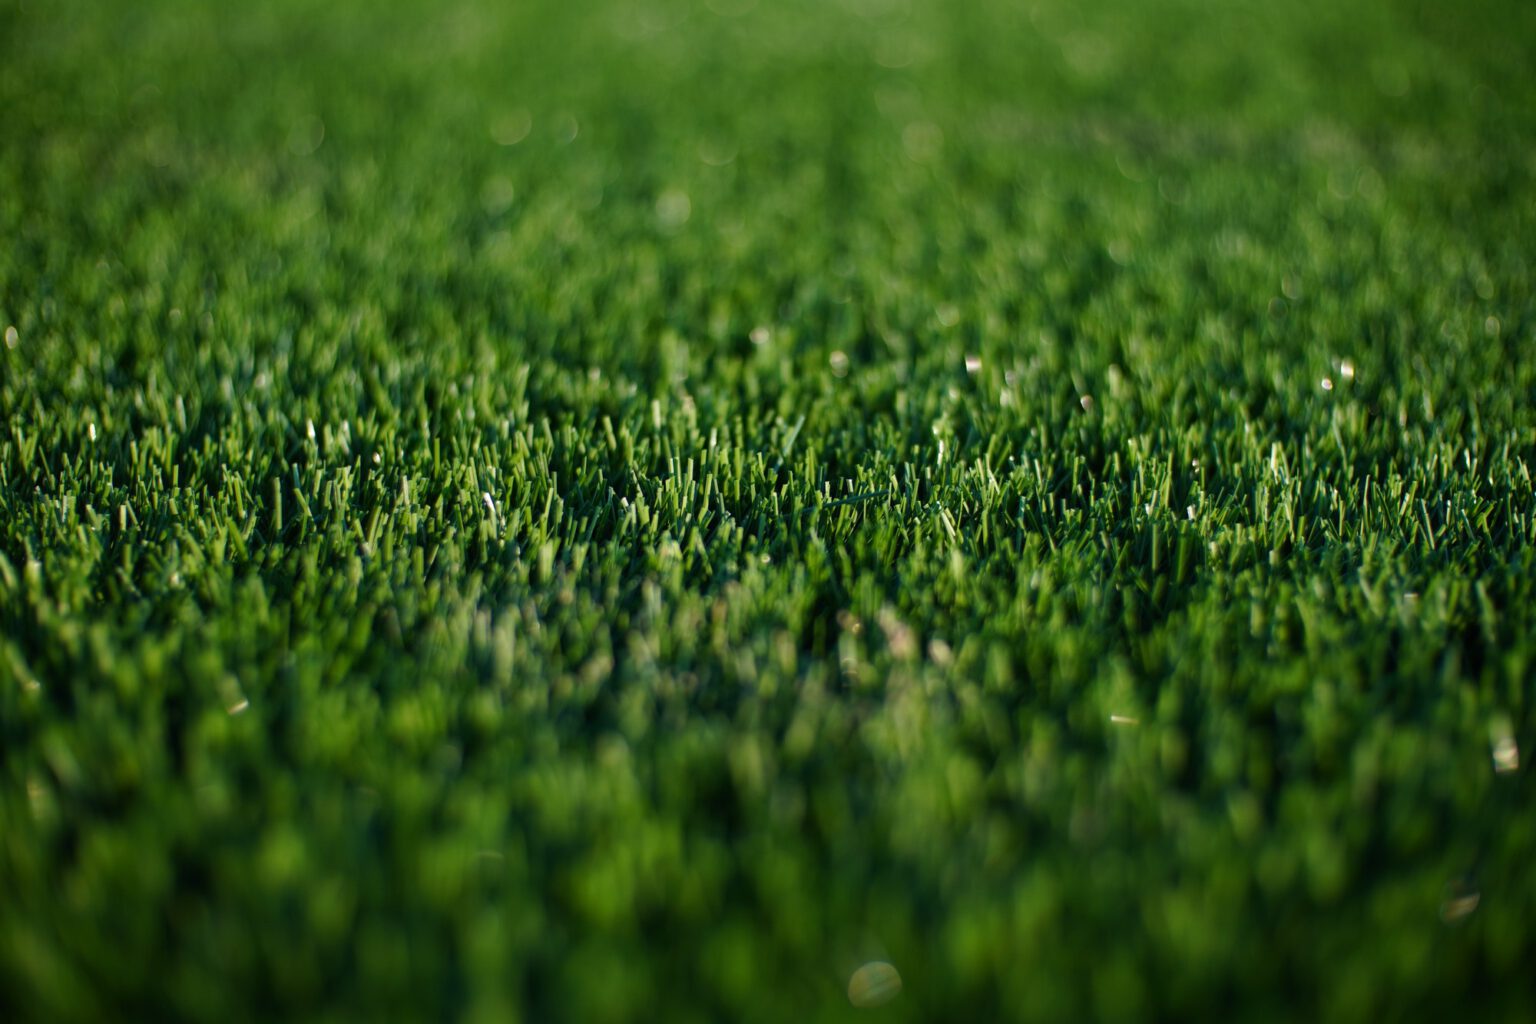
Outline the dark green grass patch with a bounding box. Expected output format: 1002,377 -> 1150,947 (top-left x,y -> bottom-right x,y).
3,0 -> 1536,1020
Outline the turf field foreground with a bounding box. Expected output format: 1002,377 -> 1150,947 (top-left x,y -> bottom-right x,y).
2,0 -> 1535,1020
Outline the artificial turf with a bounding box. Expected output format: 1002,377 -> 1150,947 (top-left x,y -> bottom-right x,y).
3,0 -> 1536,1020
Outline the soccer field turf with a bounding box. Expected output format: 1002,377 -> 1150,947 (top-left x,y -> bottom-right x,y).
3,0 -> 1535,1019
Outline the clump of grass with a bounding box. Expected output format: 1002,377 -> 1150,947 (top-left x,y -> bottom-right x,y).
3,1 -> 1535,1020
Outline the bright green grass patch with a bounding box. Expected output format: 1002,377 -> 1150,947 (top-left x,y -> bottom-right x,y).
2,0 -> 1535,1020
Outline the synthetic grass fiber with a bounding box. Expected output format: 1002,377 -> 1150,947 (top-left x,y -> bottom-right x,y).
3,0 -> 1536,1020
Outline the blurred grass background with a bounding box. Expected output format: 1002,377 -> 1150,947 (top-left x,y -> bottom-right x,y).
3,0 -> 1536,1020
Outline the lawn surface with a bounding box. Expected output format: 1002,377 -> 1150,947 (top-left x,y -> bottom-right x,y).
3,0 -> 1536,1020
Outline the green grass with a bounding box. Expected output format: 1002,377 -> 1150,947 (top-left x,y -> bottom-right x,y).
3,0 -> 1536,1020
